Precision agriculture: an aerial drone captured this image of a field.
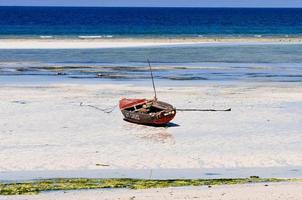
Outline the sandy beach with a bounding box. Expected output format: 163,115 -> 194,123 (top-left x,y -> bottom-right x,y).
1,5 -> 302,199
1,37 -> 302,49
1,82 -> 301,174
1,182 -> 302,200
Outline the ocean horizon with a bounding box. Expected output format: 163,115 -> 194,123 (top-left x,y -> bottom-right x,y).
1,7 -> 302,38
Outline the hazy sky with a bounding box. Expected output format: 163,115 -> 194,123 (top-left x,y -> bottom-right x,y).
1,0 -> 302,7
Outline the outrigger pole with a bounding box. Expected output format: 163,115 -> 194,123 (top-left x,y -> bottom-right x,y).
147,59 -> 157,100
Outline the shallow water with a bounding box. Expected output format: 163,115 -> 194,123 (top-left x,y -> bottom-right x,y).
1,167 -> 302,181
1,44 -> 302,83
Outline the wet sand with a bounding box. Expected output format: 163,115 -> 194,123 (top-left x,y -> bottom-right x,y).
1,81 -> 302,198
0,82 -> 301,174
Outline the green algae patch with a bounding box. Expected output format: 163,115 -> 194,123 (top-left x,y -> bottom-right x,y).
0,178 -> 296,195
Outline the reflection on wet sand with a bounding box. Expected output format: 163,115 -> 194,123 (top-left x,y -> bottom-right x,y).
122,122 -> 176,144
139,131 -> 175,144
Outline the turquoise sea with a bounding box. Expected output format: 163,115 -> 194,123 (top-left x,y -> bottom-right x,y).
1,44 -> 302,83
0,7 -> 302,83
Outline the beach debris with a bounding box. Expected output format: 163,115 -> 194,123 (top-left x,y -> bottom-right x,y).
95,163 -> 110,167
11,100 -> 27,104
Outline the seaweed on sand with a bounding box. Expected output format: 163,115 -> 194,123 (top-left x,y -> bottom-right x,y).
0,177 -> 297,195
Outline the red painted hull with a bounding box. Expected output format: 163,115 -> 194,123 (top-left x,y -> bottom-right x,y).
119,98 -> 147,110
119,98 -> 176,125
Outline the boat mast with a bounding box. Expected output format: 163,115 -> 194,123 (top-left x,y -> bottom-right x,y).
147,59 -> 157,100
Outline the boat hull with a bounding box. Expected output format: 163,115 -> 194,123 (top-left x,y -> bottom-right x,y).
121,109 -> 176,125
119,98 -> 176,125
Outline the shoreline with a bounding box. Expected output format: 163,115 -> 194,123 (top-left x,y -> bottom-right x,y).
1,167 -> 302,182
1,37 -> 302,49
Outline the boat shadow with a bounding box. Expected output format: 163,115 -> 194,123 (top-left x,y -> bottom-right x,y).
163,122 -> 180,127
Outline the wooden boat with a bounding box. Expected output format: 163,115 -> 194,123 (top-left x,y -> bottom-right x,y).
119,98 -> 176,125
119,60 -> 176,125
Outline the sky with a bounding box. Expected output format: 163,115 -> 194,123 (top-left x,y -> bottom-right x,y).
1,0 -> 302,8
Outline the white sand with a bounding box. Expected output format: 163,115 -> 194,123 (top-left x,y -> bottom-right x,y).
0,82 -> 302,174
1,37 -> 302,49
0,38 -> 195,49
1,182 -> 302,200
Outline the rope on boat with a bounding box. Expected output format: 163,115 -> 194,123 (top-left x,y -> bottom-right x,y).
177,108 -> 231,112
80,102 -> 117,113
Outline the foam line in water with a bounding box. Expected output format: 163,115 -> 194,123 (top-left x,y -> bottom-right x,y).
39,36 -> 53,39
78,35 -> 113,39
